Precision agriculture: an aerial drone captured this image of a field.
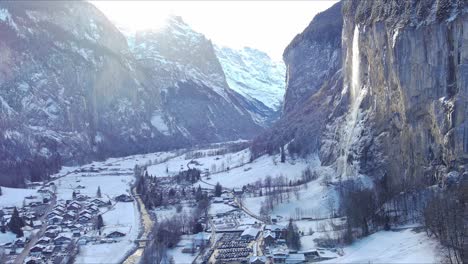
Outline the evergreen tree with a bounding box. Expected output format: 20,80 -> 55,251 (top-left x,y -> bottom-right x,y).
193,222 -> 204,233
280,146 -> 286,163
96,214 -> 104,230
97,186 -> 102,198
286,219 -> 301,250
214,182 -> 222,197
72,191 -> 77,199
8,207 -> 24,237
0,186 -> 2,196
195,185 -> 203,201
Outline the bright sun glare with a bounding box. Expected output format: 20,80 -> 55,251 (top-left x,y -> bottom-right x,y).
91,1 -> 337,60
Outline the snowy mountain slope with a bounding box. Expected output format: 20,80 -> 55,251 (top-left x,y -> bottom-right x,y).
0,1 -> 170,186
128,16 -> 263,142
121,18 -> 285,127
0,3 -> 266,187
215,46 -> 285,125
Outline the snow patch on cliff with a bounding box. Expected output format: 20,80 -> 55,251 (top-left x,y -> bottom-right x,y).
151,112 -> 171,136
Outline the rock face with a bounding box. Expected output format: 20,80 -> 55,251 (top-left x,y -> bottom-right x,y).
0,3 -> 262,186
255,0 -> 467,193
282,2 -> 343,114
326,0 -> 468,191
251,1 -> 344,157
215,46 -> 285,126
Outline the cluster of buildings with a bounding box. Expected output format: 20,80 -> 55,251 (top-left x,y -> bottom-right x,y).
0,181 -> 133,264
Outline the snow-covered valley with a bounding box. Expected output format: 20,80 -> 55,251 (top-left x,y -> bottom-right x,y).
0,143 -> 444,263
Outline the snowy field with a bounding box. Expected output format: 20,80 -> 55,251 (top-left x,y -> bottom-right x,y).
0,187 -> 38,208
166,234 -> 198,264
323,228 -> 441,263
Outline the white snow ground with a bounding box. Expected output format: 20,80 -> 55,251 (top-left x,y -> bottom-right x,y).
323,228 -> 441,263
0,187 -> 38,208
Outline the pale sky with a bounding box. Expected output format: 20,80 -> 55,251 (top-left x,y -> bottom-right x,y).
91,1 -> 337,60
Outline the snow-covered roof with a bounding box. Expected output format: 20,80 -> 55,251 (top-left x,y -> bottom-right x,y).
241,227 -> 260,238
263,230 -> 276,239
55,232 -> 73,240
285,253 -> 305,263
265,224 -> 286,231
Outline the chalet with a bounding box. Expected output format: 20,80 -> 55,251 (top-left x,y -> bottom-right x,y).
73,230 -> 81,237
115,194 -> 133,202
31,220 -> 42,228
45,230 -> 60,239
25,256 -> 42,264
106,230 -> 126,238
42,245 -> 54,255
80,209 -> 93,216
48,215 -> 63,225
22,212 -> 37,221
63,212 -> 77,221
271,249 -> 288,264
90,198 -> 108,207
54,206 -> 65,213
54,233 -> 72,245
14,237 -> 26,248
76,194 -> 88,201
87,205 -> 99,213
233,188 -> 244,195
70,200 -> 82,207
263,230 -> 276,246
47,211 -> 61,219
265,224 -> 287,239
46,225 -> 61,231
249,256 -> 267,264
241,227 -> 260,240
30,244 -> 45,256
68,224 -> 82,230
67,203 -> 81,211
78,214 -> 92,223
36,237 -> 52,245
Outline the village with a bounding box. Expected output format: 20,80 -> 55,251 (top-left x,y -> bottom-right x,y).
0,170 -> 137,264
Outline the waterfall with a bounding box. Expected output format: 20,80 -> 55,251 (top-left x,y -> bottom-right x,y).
338,25 -> 366,178
351,26 -> 361,104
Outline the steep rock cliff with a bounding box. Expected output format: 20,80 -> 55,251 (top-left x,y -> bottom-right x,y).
323,0 -> 468,192
251,1 -> 344,157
